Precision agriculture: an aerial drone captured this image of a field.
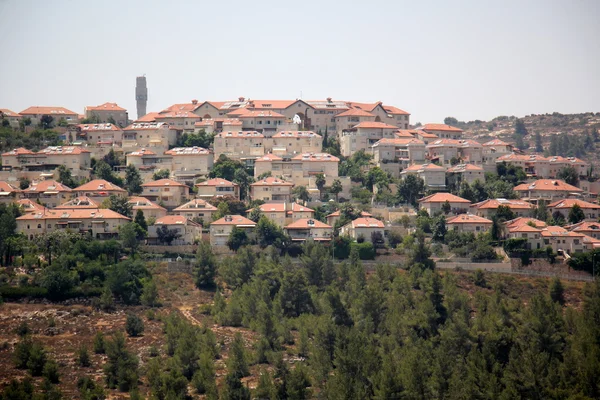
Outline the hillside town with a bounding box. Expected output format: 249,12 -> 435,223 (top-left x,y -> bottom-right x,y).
2,96 -> 600,263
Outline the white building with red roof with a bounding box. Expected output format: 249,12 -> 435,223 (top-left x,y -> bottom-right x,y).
213,131 -> 266,161
84,102 -> 128,127
0,109 -> 22,128
0,181 -> 21,204
74,179 -> 127,202
250,177 -> 294,202
340,120 -> 400,157
122,122 -> 177,151
470,198 -> 535,219
285,218 -> 333,242
548,198 -> 600,222
37,146 -> 91,173
164,147 -> 214,181
210,215 -> 257,247
16,208 -> 129,240
325,210 -> 372,227
141,179 -> 190,208
420,124 -> 463,140
446,214 -> 492,234
148,215 -> 202,245
401,163 -> 446,190
16,198 -> 47,214
566,221 -> 600,239
173,199 -> 218,224
340,217 -> 385,243
270,131 -> 322,155
446,163 -> 485,185
19,106 -> 79,126
249,202 -> 315,227
22,180 -> 73,208
513,179 -> 583,203
128,196 -> 168,220
55,196 -> 100,209
418,193 -> 471,215
74,123 -> 123,147
195,178 -> 239,200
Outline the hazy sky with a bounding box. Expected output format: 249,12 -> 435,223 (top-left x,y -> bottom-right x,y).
0,0 -> 598,123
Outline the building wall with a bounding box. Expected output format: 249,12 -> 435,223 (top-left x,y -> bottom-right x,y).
196,185 -> 239,199
17,217 -> 126,239
141,186 -> 189,208
171,155 -> 214,176
448,223 -> 491,234
86,110 -> 128,127
250,185 -> 292,202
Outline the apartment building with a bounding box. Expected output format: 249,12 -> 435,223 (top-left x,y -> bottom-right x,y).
496,153 -> 589,179
482,139 -> 514,172
19,106 -> 79,127
155,111 -> 200,133
446,164 -> 485,185
285,218 -> 333,242
414,130 -> 439,144
21,180 -> 73,208
427,139 -> 483,166
254,152 -> 339,183
271,131 -> 322,156
567,221 -> 600,239
340,121 -> 400,157
227,108 -> 286,135
165,147 -> 214,180
420,124 -> 463,140
370,138 -> 426,177
196,178 -> 239,200
37,146 -> 91,173
446,214 -> 492,234
84,102 -> 128,127
16,208 -> 129,240
213,131 -> 265,161
210,215 -> 256,247
400,163 -> 446,190
0,181 -> 21,204
418,193 -> 471,215
513,179 -> 583,203
249,202 -> 315,228
470,198 -> 536,219
1,148 -> 37,170
74,123 -> 123,146
548,199 -> 600,221
141,179 -> 190,208
194,118 -> 243,134
74,179 -> 128,202
250,177 -> 294,202
122,122 -> 178,151
173,199 -> 217,223
148,215 -> 202,245
0,109 -> 22,128
128,196 -> 168,220
334,109 -> 377,135
340,217 -> 385,242
126,149 -> 171,171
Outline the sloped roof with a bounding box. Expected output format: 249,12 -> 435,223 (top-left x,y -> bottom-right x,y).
349,217 -> 385,229
211,215 -> 256,226
250,177 -> 293,186
418,193 -> 471,204
513,179 -> 583,193
142,179 -> 187,188
471,198 -> 535,210
196,178 -> 238,187
74,179 -> 126,193
286,218 -> 332,229
446,214 -> 492,224
422,123 -> 463,132
548,198 -> 600,209
86,102 -> 126,111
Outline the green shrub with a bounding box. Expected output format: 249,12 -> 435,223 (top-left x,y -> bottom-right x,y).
93,332 -> 105,354
125,313 -> 144,337
350,242 -> 376,260
77,345 -> 91,367
43,358 -> 60,383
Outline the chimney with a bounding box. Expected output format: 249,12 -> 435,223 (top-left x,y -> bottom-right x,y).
191,99 -> 198,105
327,97 -> 332,103
238,97 -> 245,102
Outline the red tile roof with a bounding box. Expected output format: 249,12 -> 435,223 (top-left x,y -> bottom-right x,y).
196,178 -> 238,187
20,106 -> 78,116
78,123 -> 121,132
471,199 -> 535,210
165,147 -> 211,156
373,138 -> 425,146
127,148 -> 157,156
513,179 -> 583,193
229,109 -> 285,118
349,217 -> 385,228
567,221 -> 600,233
128,196 -> 166,210
446,164 -> 484,173
174,199 -> 217,211
74,179 -> 126,193
251,202 -> 314,213
395,130 -> 419,138
353,121 -> 399,129
483,139 -> 511,147
123,122 -> 170,130
55,196 -> 100,209
16,199 -> 47,213
382,105 -> 410,115
291,152 -> 340,162
548,199 -> 600,209
422,123 -> 463,132
211,215 -> 256,226
0,109 -> 21,118
255,153 -> 283,162
335,108 -> 374,118
142,179 -> 187,188
419,193 -> 471,204
17,208 -> 129,221
86,102 -> 126,112
403,163 -> 446,172
251,177 -> 293,186
2,147 -> 35,156
38,146 -> 90,155
446,214 -> 492,224
135,112 -> 161,122
216,131 -> 264,138
326,210 -> 372,218
154,215 -> 198,226
25,180 -> 72,193
505,217 -> 547,230
0,181 -> 20,193
286,218 -> 332,229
